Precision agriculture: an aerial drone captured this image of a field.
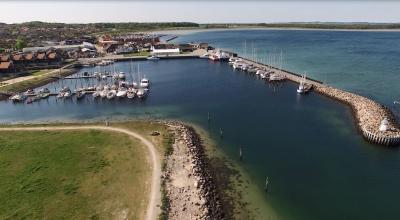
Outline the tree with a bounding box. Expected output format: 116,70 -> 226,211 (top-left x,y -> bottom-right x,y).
15,38 -> 26,50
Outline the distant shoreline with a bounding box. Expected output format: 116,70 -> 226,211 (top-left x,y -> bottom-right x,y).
150,26 -> 400,35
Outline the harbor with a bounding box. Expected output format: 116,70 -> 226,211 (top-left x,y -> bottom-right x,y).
1,55 -> 400,220
2,45 -> 400,146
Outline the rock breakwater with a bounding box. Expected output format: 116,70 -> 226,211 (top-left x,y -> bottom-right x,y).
163,121 -> 224,220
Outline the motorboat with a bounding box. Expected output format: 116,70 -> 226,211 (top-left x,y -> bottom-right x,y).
76,90 -> 86,100
140,77 -> 150,88
127,88 -> 135,99
24,89 -> 35,96
116,87 -> 127,98
136,88 -> 147,99
199,53 -> 210,59
63,89 -> 72,98
92,91 -> 101,98
147,55 -> 160,60
118,72 -> 126,79
106,90 -> 116,99
209,54 -> 219,61
9,94 -> 27,102
233,62 -> 243,70
296,74 -> 312,94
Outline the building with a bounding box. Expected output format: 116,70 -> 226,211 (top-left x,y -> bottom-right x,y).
0,61 -> 14,73
151,45 -> 180,56
178,44 -> 195,52
22,42 -> 95,53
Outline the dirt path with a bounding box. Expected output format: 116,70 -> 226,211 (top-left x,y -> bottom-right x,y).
0,125 -> 161,220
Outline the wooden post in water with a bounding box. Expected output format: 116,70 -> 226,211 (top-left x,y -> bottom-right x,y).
207,112 -> 210,122
220,128 -> 223,139
239,146 -> 243,161
265,176 -> 269,192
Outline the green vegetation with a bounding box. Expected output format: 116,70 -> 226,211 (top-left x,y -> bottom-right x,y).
0,129 -> 151,219
0,68 -> 76,95
30,69 -> 52,76
159,132 -> 175,220
15,38 -> 26,50
123,51 -> 151,57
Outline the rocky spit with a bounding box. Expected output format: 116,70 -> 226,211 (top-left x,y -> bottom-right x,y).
162,121 -> 224,220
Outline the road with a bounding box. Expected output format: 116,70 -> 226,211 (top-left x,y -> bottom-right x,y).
0,125 -> 161,220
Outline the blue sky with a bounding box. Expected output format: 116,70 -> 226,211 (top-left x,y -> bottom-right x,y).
1,1 -> 400,24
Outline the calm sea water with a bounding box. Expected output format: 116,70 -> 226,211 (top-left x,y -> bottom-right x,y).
1,30 -> 400,219
175,29 -> 400,119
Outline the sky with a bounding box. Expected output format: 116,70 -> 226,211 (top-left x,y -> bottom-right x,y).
1,1 -> 400,24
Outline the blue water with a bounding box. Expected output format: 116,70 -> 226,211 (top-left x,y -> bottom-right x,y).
175,29 -> 400,119
1,30 -> 400,219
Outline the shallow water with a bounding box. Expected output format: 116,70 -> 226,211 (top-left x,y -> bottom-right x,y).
1,57 -> 400,219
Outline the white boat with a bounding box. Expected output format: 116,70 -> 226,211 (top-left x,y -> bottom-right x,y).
92,91 -> 101,98
140,77 -> 150,88
106,90 -> 116,99
63,89 -> 72,98
118,72 -> 126,79
233,63 -> 243,70
24,89 -> 35,96
137,88 -> 147,98
127,88 -> 135,99
100,90 -> 108,98
9,94 -> 27,102
147,55 -> 160,60
116,87 -> 127,97
297,74 -> 312,94
199,53 -> 210,59
209,54 -> 219,61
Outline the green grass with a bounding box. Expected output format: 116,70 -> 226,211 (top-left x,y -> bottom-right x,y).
122,51 -> 151,57
30,69 -> 52,76
0,68 -> 76,94
0,129 -> 151,220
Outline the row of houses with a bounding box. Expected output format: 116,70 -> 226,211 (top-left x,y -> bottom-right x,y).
0,50 -> 62,73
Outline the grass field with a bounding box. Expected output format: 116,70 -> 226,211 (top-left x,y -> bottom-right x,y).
0,129 -> 151,219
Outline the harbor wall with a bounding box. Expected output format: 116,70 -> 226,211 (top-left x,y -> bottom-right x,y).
233,54 -> 400,146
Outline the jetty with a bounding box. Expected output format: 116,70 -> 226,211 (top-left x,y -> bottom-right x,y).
223,54 -> 400,146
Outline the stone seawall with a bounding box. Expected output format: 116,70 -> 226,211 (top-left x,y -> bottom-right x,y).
314,85 -> 400,146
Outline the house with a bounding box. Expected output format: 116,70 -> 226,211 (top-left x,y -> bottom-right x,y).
198,43 -> 209,49
0,61 -> 14,73
12,54 -> 24,64
0,54 -> 10,62
178,44 -> 195,52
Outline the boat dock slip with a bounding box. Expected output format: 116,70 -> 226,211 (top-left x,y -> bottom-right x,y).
227,54 -> 400,146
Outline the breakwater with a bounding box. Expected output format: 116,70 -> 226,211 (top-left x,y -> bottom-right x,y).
235,56 -> 400,146
163,121 -> 224,220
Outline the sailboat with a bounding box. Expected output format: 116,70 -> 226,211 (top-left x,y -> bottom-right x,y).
297,73 -> 312,94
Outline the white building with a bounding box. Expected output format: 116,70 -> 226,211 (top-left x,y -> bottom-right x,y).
150,46 -> 180,56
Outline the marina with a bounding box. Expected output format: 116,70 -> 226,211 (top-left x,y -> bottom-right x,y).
1,56 -> 400,220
